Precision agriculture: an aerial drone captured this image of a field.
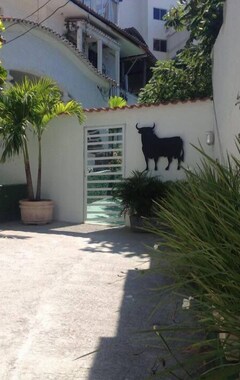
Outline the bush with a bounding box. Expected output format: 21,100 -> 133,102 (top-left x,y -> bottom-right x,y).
112,170 -> 168,217
149,148 -> 240,378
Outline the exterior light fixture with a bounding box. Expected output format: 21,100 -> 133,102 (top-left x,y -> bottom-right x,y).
206,131 -> 214,145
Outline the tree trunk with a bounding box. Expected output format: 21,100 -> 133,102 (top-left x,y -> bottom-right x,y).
23,141 -> 34,200
36,134 -> 42,201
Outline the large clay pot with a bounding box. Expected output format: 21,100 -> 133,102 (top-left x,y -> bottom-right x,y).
19,200 -> 54,225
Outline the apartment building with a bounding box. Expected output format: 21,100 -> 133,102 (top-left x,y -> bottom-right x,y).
118,0 -> 189,59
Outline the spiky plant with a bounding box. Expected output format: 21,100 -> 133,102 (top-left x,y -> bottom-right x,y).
147,147 -> 240,378
112,170 -> 168,217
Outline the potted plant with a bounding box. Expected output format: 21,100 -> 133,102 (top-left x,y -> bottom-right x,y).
0,77 -> 85,224
112,170 -> 168,230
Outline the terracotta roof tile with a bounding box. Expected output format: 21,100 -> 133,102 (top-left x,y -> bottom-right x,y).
84,97 -> 212,112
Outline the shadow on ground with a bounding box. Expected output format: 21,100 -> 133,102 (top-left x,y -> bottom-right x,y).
86,269 -> 172,380
0,221 -> 156,258
0,221 -> 190,379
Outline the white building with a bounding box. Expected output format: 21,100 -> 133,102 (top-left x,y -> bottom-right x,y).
2,0 -> 240,225
0,0 -> 155,105
118,0 -> 189,60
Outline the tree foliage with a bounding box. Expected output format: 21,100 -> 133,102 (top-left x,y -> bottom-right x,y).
108,96 -> 127,109
138,0 -> 225,104
149,146 -> 240,377
0,78 -> 85,200
165,0 -> 224,55
0,19 -> 7,85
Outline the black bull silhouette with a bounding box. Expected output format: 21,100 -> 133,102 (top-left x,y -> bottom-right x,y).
136,123 -> 184,171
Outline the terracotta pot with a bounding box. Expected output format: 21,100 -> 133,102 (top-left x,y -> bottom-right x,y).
19,199 -> 54,225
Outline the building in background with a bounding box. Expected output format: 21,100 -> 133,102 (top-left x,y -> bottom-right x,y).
81,0 -> 120,23
0,0 -> 155,106
118,0 -> 189,60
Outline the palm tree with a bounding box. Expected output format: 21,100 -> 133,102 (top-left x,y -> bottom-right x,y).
0,79 -> 36,199
0,19 -> 7,85
0,77 -> 85,201
108,96 -> 127,109
28,78 -> 85,200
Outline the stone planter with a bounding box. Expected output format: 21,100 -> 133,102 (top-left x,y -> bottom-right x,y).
19,199 -> 54,225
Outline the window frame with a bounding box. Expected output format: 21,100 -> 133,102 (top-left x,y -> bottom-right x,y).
153,39 -> 167,53
153,7 -> 167,21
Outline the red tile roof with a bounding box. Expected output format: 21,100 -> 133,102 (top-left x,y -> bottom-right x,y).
84,97 -> 212,112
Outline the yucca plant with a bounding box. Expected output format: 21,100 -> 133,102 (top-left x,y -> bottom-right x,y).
147,146 -> 240,378
0,77 -> 85,200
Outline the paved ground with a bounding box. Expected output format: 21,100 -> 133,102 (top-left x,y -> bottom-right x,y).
0,222 -> 176,380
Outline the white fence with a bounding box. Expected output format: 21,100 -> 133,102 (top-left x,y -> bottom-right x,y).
0,99 -> 214,223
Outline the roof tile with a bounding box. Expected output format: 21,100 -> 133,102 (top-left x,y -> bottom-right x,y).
84,97 -> 212,112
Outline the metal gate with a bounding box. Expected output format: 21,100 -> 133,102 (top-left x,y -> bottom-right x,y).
84,125 -> 125,225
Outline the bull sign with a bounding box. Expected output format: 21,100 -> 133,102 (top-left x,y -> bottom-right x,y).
136,123 -> 184,171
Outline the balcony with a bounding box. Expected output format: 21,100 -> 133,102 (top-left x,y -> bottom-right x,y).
65,19 -> 120,84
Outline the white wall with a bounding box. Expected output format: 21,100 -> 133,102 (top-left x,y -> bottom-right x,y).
213,0 -> 240,162
0,117 -> 85,223
41,117 -> 84,223
167,29 -> 189,58
118,0 -> 147,41
85,100 -> 214,180
1,0 -> 66,34
0,100 -> 214,223
2,23 -> 110,108
118,0 -> 187,60
146,0 -> 176,60
1,0 -> 40,20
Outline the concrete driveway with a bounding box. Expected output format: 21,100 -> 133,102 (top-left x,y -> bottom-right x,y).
0,222 -> 169,380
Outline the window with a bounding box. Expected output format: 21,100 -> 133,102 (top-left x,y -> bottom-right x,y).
153,8 -> 167,20
153,39 -> 167,52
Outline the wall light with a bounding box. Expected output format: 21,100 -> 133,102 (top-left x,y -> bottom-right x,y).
206,131 -> 214,145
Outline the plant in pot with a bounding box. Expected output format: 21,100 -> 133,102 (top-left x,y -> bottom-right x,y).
112,170 -> 168,230
0,77 -> 85,224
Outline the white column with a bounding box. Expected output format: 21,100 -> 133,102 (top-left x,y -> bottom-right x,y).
97,39 -> 103,73
115,49 -> 120,86
85,42 -> 89,59
77,22 -> 83,52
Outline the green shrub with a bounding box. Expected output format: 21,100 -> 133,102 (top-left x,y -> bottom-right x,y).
112,170 -> 168,217
149,148 -> 240,378
108,96 -> 127,109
